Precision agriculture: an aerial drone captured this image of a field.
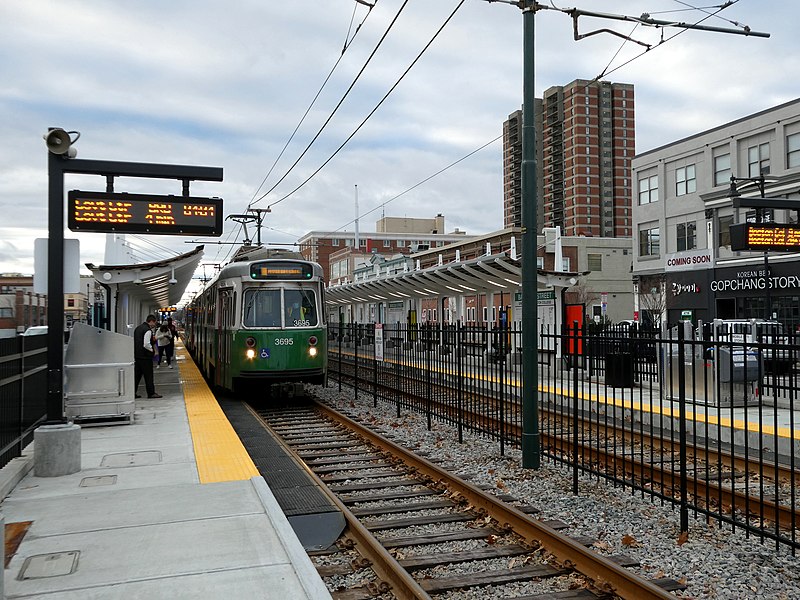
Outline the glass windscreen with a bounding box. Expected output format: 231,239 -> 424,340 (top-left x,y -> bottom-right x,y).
242,288 -> 318,328
284,289 -> 318,328
243,289 -> 281,327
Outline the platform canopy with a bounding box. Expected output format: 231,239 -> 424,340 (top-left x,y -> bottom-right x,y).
325,252 -> 579,306
86,245 -> 204,310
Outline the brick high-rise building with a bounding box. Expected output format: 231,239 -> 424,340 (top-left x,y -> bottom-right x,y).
502,101 -> 542,229
503,80 -> 634,238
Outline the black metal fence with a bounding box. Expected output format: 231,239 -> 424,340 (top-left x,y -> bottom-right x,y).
329,321 -> 800,552
0,335 -> 48,469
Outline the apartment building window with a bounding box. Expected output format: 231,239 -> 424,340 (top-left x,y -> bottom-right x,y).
587,253 -> 602,271
788,132 -> 800,168
718,215 -> 733,247
331,238 -> 340,246
562,257 -> 571,271
748,142 -> 770,177
536,256 -> 544,269
638,174 -> 658,205
713,152 -> 731,186
383,239 -> 391,247
675,164 -> 696,196
676,221 -> 697,251
0,308 -> 12,318
639,227 -> 660,257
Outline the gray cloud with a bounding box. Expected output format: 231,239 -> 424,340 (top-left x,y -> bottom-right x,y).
0,1 -> 789,275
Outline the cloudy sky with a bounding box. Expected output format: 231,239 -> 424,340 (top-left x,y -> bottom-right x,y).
1,1 -> 794,291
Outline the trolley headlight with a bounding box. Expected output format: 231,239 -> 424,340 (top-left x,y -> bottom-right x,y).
308,346 -> 318,358
245,348 -> 256,359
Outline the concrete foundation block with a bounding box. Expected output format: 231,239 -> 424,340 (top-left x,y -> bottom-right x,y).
34,423 -> 81,477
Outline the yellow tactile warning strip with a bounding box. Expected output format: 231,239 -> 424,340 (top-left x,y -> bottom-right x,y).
176,341 -> 259,483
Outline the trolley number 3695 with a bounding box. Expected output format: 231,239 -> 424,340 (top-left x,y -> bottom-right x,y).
274,338 -> 294,346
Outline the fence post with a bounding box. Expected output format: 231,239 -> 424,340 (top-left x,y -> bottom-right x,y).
395,324 -> 401,418
572,320 -> 579,495
373,323 -> 378,408
354,322 -> 359,402
677,323 -> 689,535
338,324 -> 342,393
457,322 -> 463,444
426,326 -> 432,431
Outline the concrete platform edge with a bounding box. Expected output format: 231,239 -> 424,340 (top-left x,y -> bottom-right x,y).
250,475 -> 332,600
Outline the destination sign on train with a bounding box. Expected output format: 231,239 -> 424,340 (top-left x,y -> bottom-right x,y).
250,261 -> 313,280
67,191 -> 223,236
730,222 -> 800,252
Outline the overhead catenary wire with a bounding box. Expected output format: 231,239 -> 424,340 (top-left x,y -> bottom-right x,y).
250,0 -> 412,208
257,0 -> 468,212
328,133 -> 502,234
248,0 -> 376,206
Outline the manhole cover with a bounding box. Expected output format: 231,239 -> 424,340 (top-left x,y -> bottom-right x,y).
80,475 -> 118,487
100,450 -> 162,467
18,551 -> 79,579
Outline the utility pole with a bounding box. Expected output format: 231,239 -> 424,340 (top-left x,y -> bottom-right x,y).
485,0 -> 768,469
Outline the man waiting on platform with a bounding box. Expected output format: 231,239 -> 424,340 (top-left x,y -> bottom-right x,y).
134,314 -> 162,399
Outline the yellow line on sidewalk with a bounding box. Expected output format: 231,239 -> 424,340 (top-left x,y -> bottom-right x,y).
176,342 -> 259,483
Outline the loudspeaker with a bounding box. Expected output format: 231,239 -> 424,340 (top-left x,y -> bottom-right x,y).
43,128 -> 72,154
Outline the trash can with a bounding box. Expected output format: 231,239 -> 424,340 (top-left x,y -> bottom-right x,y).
606,352 -> 634,387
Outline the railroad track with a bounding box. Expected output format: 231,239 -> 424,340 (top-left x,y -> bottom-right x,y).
332,350 -> 800,543
252,399 -> 685,599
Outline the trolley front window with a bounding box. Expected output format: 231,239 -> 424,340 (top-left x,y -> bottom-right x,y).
284,289 -> 318,328
243,289 -> 281,327
242,288 -> 319,328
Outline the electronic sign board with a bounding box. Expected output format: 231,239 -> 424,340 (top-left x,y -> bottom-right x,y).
68,191 -> 223,236
249,261 -> 313,280
730,222 -> 800,252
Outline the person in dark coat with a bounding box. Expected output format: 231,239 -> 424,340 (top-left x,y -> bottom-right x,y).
134,314 -> 162,399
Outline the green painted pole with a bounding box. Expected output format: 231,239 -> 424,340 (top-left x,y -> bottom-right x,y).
521,1 -> 539,469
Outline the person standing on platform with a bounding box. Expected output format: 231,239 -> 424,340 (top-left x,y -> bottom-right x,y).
166,316 -> 178,357
155,322 -> 174,368
134,314 -> 162,399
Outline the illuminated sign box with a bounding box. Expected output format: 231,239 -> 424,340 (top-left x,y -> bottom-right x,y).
730,222 -> 800,252
249,261 -> 313,280
68,191 -> 223,236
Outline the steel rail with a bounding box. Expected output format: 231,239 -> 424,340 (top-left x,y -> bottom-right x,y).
245,403 -> 431,600
316,402 -> 676,600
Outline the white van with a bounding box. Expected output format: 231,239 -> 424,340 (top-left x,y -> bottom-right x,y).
712,319 -> 793,374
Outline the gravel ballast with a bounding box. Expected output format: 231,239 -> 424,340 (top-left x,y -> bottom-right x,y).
316,386 -> 800,600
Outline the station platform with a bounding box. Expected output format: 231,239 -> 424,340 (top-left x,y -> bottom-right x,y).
0,344 -> 331,599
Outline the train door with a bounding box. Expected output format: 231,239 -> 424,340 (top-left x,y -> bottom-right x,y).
218,288 -> 233,389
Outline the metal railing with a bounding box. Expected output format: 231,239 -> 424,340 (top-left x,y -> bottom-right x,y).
0,335 -> 48,468
330,321 -> 800,553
